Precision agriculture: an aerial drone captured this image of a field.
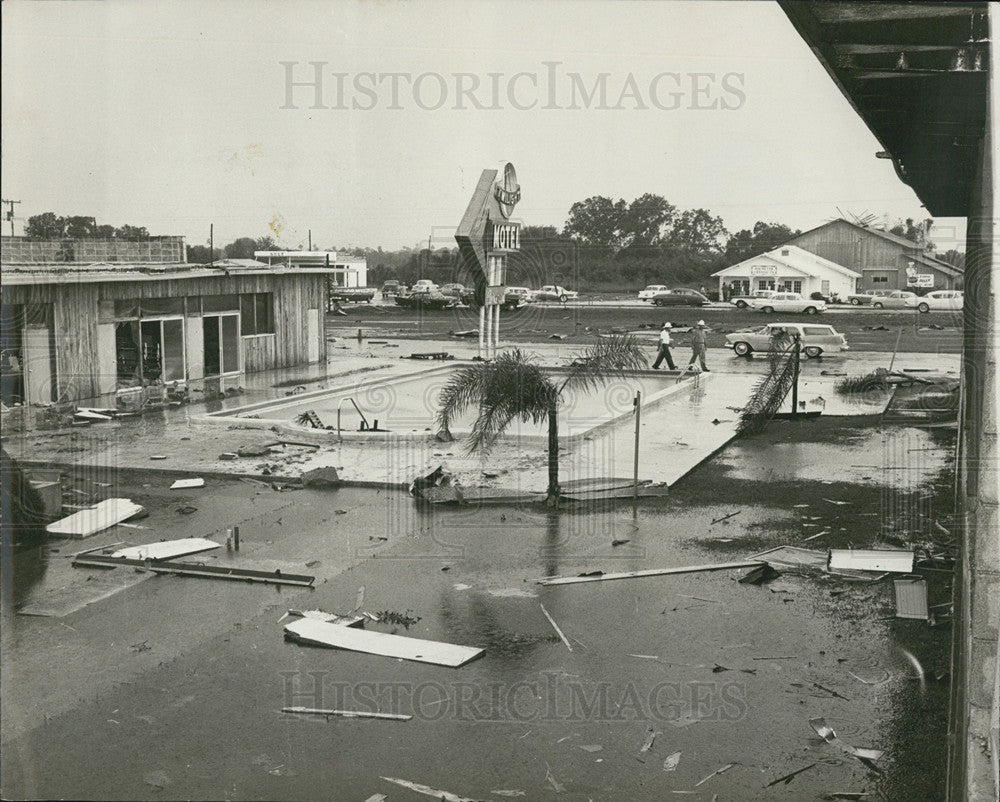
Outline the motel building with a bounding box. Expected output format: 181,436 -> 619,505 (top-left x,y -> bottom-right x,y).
712,244 -> 861,300
255,250 -> 368,291
0,236 -> 335,420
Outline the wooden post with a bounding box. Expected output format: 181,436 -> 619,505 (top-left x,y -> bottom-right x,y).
633,390 -> 642,503
791,336 -> 800,418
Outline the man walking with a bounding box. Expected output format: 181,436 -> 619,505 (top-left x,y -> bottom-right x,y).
688,320 -> 710,372
652,322 -> 676,370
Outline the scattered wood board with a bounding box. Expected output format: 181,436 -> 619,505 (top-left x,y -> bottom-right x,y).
283,617 -> 484,667
111,538 -> 219,561
73,554 -> 315,586
537,560 -> 763,586
46,499 -> 144,539
170,478 -> 205,489
829,548 -> 913,573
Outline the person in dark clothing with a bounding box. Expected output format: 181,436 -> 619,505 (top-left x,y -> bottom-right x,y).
688,320 -> 710,371
652,322 -> 676,370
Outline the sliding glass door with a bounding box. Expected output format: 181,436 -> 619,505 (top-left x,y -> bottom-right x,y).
203,313 -> 240,377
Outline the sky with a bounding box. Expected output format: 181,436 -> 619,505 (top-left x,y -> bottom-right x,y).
1,0 -> 968,253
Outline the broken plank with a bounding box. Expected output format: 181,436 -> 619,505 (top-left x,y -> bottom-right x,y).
537,560 -> 762,586
46,499 -> 144,538
284,617 -> 483,667
73,554 -> 314,586
282,706 -> 411,721
381,777 -> 476,802
111,537 -> 219,561
539,604 -> 573,652
170,478 -> 205,489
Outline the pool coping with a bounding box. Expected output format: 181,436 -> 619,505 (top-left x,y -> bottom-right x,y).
192,362 -> 710,447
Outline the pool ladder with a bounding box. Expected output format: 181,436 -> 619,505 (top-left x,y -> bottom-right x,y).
336,397 -> 376,442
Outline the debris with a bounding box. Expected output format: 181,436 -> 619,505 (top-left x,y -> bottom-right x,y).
766,762 -> 817,787
538,560 -> 763,586
540,604 -> 573,652
282,609 -> 365,627
822,498 -> 851,506
373,609 -> 421,628
846,669 -> 890,686
893,577 -> 929,620
73,554 -> 315,586
130,640 -> 151,653
694,763 -> 735,786
402,352 -> 454,361
710,510 -> 741,525
548,334 -> 567,340
739,564 -> 781,585
46,499 -> 145,538
364,795 -> 388,802
611,539 -> 630,547
238,443 -> 276,457
450,329 -> 478,338
545,763 -> 565,793
828,549 -> 914,573
170,478 -> 205,489
143,770 -> 171,789
491,792 -> 526,798
149,455 -> 167,460
808,717 -> 883,768
176,505 -> 198,515
663,751 -> 682,772
821,794 -> 868,801
751,546 -> 827,570
218,453 -> 238,461
381,777 -> 476,801
803,528 -> 831,542
284,618 -> 483,667
282,706 -> 411,721
111,537 -> 220,561
301,466 -> 340,487
640,727 -> 661,753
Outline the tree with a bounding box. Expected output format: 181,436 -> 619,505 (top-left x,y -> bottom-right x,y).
436,334 -> 647,503
186,244 -> 220,264
223,237 -> 258,259
725,221 -> 800,263
620,193 -> 676,248
889,217 -> 934,249
24,212 -> 64,238
63,216 -> 96,238
115,224 -> 149,239
563,196 -> 628,248
939,248 -> 965,270
254,235 -> 277,251
668,208 -> 728,253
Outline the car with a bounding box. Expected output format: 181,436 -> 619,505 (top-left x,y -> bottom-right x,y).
394,289 -> 453,310
329,287 -> 375,303
748,292 -> 825,314
871,290 -> 918,309
726,322 -> 849,359
502,286 -> 533,310
651,288 -> 709,307
439,283 -> 474,304
846,289 -> 891,306
731,289 -> 776,309
410,280 -> 439,294
638,285 -> 670,301
380,280 -> 403,297
917,290 -> 964,312
535,285 -> 578,302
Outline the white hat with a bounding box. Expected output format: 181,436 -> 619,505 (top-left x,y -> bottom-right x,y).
697,320 -> 706,327
662,322 -> 672,329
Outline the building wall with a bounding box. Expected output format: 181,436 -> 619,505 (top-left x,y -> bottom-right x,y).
1,272 -> 326,403
715,254 -> 857,299
0,236 -> 186,264
788,221 -> 959,291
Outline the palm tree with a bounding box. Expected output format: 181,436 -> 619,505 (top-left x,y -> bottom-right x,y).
436,334 -> 647,503
737,328 -> 800,435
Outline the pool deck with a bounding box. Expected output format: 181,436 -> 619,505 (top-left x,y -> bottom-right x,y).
2,338 -> 941,499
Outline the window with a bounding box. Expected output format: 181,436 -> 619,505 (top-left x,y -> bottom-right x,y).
202,294 -> 240,313
872,276 -> 889,283
240,293 -> 274,335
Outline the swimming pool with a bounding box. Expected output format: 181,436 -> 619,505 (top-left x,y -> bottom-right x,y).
205,363 -> 700,444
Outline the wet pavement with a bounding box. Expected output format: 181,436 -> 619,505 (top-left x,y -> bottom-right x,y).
1,414 -> 956,800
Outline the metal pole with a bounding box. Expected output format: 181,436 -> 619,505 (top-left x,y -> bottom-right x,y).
633,390 -> 642,503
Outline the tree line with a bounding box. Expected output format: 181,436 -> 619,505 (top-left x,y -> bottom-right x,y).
21,202 -> 964,291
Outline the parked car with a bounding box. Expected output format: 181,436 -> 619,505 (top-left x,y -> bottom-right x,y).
439,283 -> 474,304
731,289 -> 776,309
871,290 -> 918,309
916,290 -> 963,312
329,287 -> 374,303
410,280 -> 440,294
502,286 -> 533,310
652,288 -> 709,307
394,289 -> 452,310
638,285 -> 670,301
535,285 -> 578,302
380,280 -> 403,297
846,289 -> 891,306
726,322 -> 849,359
748,292 -> 825,314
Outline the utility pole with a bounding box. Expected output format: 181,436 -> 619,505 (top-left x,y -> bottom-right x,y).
209,223 -> 214,265
1,199 -> 21,236
308,229 -> 312,251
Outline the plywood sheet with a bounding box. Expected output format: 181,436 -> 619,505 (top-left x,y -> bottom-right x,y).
284,618 -> 484,667
111,537 -> 220,561
829,548 -> 913,573
46,499 -> 144,538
